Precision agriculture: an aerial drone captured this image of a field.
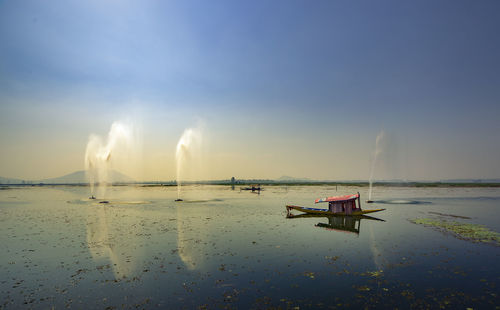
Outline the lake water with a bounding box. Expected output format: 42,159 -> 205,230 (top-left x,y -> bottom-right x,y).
1,185 -> 499,309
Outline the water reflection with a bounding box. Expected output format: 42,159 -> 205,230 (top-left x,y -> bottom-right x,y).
6,186 -> 500,309
287,214 -> 385,235
175,198 -> 223,203
86,203 -> 146,279
375,199 -> 430,205
176,204 -> 213,270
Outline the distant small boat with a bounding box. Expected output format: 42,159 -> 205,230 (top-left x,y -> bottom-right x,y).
240,185 -> 262,191
286,192 -> 385,216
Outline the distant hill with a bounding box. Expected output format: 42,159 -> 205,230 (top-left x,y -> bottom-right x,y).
41,170 -> 134,184
0,170 -> 134,184
277,175 -> 311,182
440,179 -> 500,183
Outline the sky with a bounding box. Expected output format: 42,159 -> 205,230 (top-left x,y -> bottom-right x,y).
1,0 -> 499,181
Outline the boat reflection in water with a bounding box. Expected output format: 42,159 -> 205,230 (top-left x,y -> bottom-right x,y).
287,213 -> 385,235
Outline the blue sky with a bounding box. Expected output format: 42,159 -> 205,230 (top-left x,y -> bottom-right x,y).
1,0 -> 499,180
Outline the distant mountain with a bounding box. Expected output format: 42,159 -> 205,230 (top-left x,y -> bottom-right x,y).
277,175 -> 311,182
41,170 -> 88,184
37,170 -> 134,184
41,170 -> 134,184
0,170 -> 134,185
440,178 -> 500,183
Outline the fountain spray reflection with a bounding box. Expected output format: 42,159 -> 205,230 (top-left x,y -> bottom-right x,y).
86,205 -> 130,278
368,223 -> 386,272
368,130 -> 385,202
86,203 -> 148,279
176,204 -> 212,270
175,126 -> 202,200
84,122 -> 134,199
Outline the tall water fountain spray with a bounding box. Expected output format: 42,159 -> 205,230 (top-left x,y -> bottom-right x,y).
175,127 -> 202,200
368,130 -> 385,202
84,122 -> 133,199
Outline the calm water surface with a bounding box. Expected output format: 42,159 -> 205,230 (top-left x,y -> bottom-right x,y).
1,185 -> 499,309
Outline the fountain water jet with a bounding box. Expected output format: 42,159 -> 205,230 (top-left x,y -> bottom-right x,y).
367,130 -> 385,203
84,122 -> 134,199
175,127 -> 203,200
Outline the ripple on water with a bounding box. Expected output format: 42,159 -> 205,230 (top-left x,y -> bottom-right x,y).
66,199 -> 152,205
376,199 -> 431,205
175,198 -> 224,203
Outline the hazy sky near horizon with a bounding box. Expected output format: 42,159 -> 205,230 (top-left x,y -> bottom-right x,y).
1,0 -> 499,181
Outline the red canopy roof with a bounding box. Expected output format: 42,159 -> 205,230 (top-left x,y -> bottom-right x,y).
315,193 -> 359,203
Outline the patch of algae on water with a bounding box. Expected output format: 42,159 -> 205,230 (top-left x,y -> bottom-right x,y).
412,218 -> 500,246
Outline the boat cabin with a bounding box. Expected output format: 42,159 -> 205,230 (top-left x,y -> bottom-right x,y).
315,192 -> 362,215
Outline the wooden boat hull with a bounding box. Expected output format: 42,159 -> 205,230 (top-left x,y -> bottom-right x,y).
286,205 -> 385,216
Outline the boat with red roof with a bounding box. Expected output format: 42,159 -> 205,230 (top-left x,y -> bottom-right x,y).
286,192 -> 385,216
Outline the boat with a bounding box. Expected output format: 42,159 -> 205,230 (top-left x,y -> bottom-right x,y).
240,184 -> 262,191
286,213 -> 385,221
286,192 -> 384,216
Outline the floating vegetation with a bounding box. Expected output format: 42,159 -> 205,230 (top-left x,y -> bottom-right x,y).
412,218 -> 500,246
362,270 -> 384,278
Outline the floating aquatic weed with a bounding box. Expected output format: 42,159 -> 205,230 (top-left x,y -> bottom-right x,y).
355,285 -> 371,291
303,271 -> 315,279
362,270 -> 384,278
412,218 -> 500,246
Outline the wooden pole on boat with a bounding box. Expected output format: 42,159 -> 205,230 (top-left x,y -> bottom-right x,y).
358,192 -> 362,210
